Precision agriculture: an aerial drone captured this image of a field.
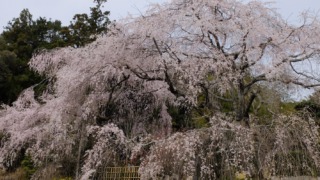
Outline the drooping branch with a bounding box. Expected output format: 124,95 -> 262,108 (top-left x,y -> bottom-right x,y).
97,73 -> 130,123
289,50 -> 320,63
255,37 -> 272,61
244,91 -> 258,119
289,61 -> 320,82
208,30 -> 224,52
164,43 -> 182,63
163,62 -> 185,97
153,37 -> 162,56
125,65 -> 164,81
244,74 -> 267,94
126,64 -> 184,98
289,80 -> 320,89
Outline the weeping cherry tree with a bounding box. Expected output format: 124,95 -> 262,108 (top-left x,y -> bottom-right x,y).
1,0 -> 320,179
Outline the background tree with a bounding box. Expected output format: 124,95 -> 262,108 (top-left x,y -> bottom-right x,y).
0,0 -> 110,104
70,2 -> 110,47
0,51 -> 21,104
0,9 -> 59,104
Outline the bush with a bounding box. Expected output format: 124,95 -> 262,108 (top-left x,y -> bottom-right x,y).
21,155 -> 36,179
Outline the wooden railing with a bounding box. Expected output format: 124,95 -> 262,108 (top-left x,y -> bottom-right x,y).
99,166 -> 140,180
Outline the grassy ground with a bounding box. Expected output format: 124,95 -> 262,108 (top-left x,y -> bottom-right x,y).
0,168 -> 27,180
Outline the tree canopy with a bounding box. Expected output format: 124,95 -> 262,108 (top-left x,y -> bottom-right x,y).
0,0 -> 320,179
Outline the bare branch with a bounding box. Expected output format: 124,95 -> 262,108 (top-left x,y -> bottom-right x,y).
244,75 -> 267,94
153,37 -> 162,56
290,61 -> 320,82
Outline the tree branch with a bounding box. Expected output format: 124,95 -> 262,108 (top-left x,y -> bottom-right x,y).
289,61 -> 320,82
244,74 -> 266,94
153,37 -> 162,56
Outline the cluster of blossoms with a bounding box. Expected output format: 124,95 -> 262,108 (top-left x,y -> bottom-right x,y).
140,113 -> 320,179
140,113 -> 255,179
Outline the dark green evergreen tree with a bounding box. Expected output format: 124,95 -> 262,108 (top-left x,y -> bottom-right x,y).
0,1 -> 110,104
70,2 -> 110,47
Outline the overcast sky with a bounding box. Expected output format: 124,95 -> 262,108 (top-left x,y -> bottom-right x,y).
0,0 -> 165,32
1,0 -> 320,32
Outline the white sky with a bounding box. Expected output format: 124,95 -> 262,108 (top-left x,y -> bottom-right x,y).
0,0 -> 165,32
0,0 -> 320,32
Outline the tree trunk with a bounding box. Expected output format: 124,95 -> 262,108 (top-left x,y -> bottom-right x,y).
235,81 -> 255,127
236,82 -> 246,121
75,121 -> 85,180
